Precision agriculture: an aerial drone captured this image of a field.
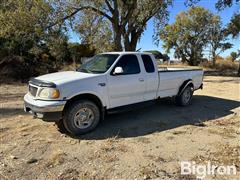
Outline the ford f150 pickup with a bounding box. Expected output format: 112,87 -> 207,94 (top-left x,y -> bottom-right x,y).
24,52 -> 203,135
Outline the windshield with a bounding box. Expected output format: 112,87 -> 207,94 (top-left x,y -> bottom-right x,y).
77,54 -> 119,74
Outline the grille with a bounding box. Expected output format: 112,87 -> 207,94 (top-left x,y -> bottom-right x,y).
29,85 -> 38,97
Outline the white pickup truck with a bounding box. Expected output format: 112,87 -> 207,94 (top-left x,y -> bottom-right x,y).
24,52 -> 203,135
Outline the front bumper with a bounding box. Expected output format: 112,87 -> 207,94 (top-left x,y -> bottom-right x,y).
24,94 -> 66,122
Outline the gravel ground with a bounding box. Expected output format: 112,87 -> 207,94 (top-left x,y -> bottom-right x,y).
0,75 -> 239,180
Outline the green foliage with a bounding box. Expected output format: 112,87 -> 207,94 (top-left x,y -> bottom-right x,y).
160,7 -> 214,65
53,0 -> 172,51
144,50 -> 163,59
227,13 -> 240,38
144,50 -> 170,61
208,15 -> 232,65
68,43 -> 96,63
230,51 -> 238,61
0,0 -> 97,79
75,11 -> 114,53
215,0 -> 239,10
160,6 -> 231,66
0,0 -> 53,55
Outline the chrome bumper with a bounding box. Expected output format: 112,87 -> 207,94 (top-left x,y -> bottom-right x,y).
24,93 -> 66,121
24,100 -> 65,112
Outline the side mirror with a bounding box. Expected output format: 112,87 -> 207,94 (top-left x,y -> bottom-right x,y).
113,67 -> 123,75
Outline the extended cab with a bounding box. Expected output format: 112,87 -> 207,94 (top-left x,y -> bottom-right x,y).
24,52 -> 203,135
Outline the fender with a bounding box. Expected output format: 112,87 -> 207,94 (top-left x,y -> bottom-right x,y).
63,92 -> 106,121
178,79 -> 194,96
66,91 -> 106,107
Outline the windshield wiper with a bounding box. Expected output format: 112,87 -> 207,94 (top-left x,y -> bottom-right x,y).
90,70 -> 104,74
77,68 -> 92,73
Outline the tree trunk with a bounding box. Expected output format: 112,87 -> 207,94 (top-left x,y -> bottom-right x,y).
238,60 -> 240,77
129,36 -> 138,51
112,23 -> 122,51
113,31 -> 122,51
212,50 -> 216,66
124,39 -> 137,51
188,51 -> 195,66
123,30 -> 141,51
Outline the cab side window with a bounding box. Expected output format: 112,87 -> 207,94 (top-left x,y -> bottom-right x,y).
141,55 -> 155,73
113,55 -> 140,75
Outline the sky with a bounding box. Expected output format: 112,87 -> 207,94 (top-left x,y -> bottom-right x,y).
69,0 -> 240,58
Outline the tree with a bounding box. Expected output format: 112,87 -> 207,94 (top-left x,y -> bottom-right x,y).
68,43 -> 96,64
230,51 -> 238,61
208,16 -> 232,66
51,0 -> 172,51
215,0 -> 239,10
227,13 -> 240,38
185,0 -> 239,10
0,0 -> 72,78
214,0 -> 240,76
75,11 -> 114,52
0,0 -> 55,57
160,7 -> 214,66
144,50 -> 170,62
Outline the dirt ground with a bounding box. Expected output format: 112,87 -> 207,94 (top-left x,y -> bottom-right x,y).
0,75 -> 239,180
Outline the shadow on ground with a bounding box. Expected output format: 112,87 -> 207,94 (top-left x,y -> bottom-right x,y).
77,95 -> 239,140
1,95 -> 239,139
0,107 -> 25,119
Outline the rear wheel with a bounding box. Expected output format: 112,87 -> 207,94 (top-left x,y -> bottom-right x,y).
175,86 -> 193,106
63,100 -> 100,135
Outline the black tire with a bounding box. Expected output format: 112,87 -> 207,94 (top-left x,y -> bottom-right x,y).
63,100 -> 100,135
55,119 -> 68,134
175,86 -> 193,106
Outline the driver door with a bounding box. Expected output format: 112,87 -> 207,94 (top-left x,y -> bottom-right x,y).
107,54 -> 145,108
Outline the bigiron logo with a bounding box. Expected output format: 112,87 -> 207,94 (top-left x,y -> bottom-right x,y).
180,161 -> 237,179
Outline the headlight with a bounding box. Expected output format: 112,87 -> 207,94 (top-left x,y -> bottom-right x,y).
38,88 -> 60,99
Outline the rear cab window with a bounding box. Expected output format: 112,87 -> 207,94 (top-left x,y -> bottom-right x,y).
141,55 -> 155,73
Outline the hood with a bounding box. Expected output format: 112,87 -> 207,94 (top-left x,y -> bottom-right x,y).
35,71 -> 98,85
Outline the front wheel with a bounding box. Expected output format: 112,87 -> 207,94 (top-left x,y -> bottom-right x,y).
175,86 -> 193,106
63,100 -> 100,135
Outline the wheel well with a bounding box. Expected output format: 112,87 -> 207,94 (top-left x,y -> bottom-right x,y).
64,93 -> 103,112
178,79 -> 193,95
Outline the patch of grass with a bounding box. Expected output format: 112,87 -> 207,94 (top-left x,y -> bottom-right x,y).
88,149 -> 119,163
136,137 -> 151,144
144,154 -> 167,163
102,154 -> 119,163
207,128 -> 237,138
57,168 -> 79,180
139,163 -> 160,179
172,130 -> 186,135
46,150 -> 66,167
101,136 -> 119,152
193,120 -> 207,127
166,136 -> 175,140
192,144 -> 240,171
139,163 -> 175,179
117,144 -> 129,153
87,137 -> 127,164
207,115 -> 240,138
201,59 -> 239,72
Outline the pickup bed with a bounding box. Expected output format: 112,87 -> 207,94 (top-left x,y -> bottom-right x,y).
24,52 -> 203,135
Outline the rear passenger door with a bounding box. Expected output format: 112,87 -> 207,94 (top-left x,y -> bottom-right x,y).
141,55 -> 159,101
107,54 -> 145,108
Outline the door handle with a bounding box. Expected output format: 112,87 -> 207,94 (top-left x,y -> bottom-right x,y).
98,83 -> 106,86
139,78 -> 144,82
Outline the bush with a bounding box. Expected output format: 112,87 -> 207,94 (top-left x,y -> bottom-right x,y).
201,59 -> 238,71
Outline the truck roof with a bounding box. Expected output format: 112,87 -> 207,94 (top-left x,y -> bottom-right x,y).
101,51 -> 153,55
